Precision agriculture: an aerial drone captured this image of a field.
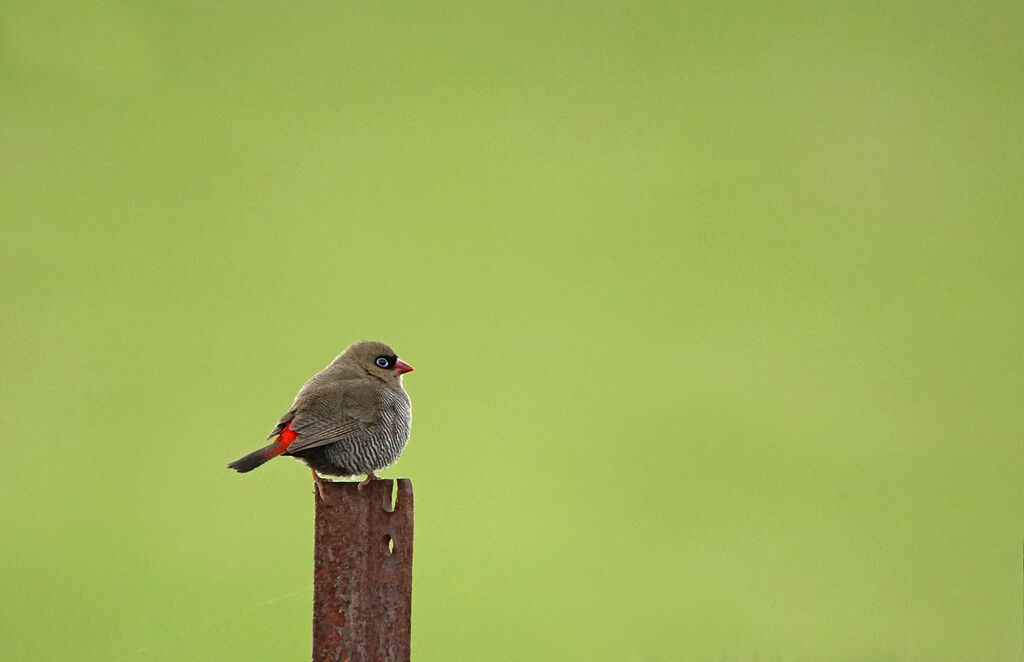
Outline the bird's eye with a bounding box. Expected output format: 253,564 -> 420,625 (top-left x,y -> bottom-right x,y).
376,357 -> 390,368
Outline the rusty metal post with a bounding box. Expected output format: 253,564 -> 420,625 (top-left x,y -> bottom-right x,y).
312,479 -> 414,662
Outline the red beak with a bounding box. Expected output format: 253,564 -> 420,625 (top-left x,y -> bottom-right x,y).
394,359 -> 414,375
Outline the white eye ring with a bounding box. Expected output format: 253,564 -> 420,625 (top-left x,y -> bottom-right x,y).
376,357 -> 389,368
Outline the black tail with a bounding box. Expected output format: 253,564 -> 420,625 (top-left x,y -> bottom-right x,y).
227,442 -> 279,473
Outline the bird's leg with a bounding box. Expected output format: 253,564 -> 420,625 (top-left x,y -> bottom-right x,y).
311,469 -> 332,502
357,471 -> 381,491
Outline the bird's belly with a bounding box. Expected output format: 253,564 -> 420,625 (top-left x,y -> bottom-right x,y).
291,420 -> 410,477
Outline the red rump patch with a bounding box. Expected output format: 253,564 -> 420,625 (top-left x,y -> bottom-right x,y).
262,424 -> 298,459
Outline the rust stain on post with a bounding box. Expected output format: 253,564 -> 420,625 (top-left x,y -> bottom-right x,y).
313,479 -> 413,662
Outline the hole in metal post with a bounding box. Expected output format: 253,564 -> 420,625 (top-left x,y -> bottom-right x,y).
384,534 -> 395,555
390,480 -> 399,512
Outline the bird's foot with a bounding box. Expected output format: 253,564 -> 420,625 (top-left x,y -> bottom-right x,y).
312,469 -> 332,502
357,471 -> 381,491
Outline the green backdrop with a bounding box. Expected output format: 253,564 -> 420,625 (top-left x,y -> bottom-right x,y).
2,2 -> 1022,660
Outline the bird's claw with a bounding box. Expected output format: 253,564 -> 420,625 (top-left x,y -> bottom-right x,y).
312,469 -> 332,503
357,471 -> 381,491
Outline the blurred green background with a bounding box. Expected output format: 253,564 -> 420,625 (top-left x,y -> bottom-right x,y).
2,2 -> 1022,660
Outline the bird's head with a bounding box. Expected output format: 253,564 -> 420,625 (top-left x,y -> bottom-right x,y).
341,339 -> 414,383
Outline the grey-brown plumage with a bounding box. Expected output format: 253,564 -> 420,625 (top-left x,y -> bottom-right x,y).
228,340 -> 413,495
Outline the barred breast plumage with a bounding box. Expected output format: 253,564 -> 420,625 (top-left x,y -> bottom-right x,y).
289,384 -> 412,477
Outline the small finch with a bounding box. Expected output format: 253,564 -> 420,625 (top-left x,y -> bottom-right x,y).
228,340 -> 414,499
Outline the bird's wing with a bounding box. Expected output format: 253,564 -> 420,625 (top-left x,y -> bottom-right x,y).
275,379 -> 383,454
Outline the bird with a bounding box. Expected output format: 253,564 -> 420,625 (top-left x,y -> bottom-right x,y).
227,340 -> 414,500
